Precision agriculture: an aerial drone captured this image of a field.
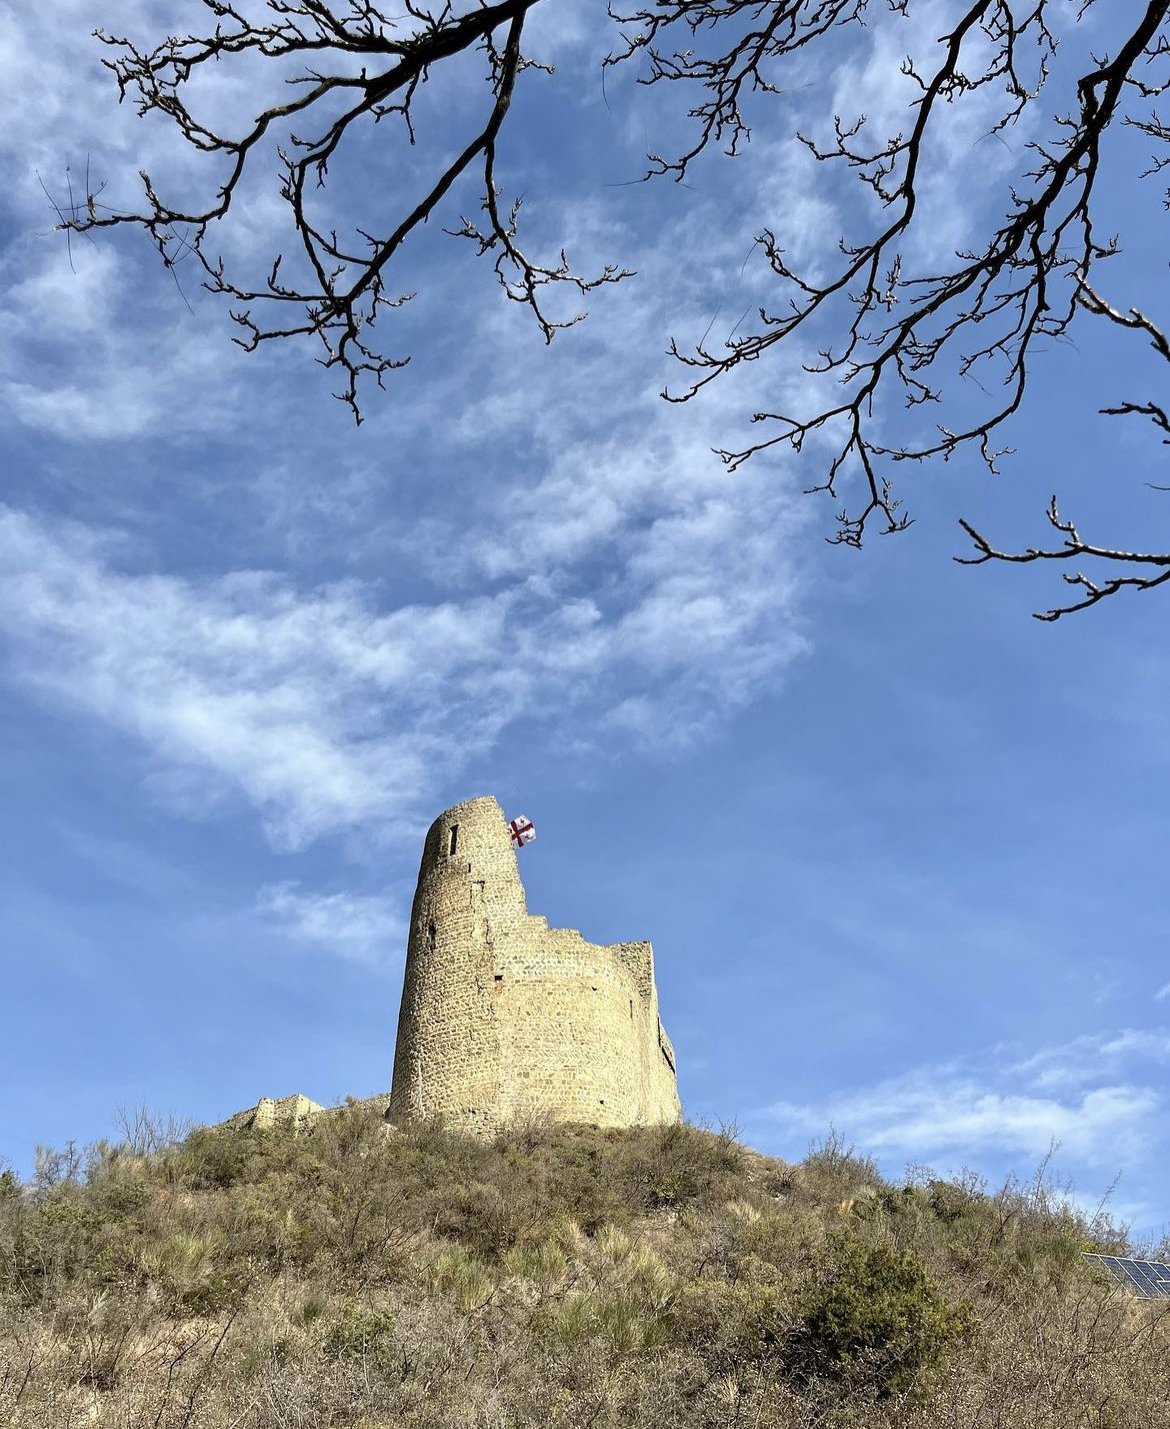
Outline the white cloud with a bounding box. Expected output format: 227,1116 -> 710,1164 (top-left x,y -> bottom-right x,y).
1155,982 -> 1170,1002
256,883 -> 406,966
1006,1028 -> 1170,1092
758,1028 -> 1170,1173
0,1 -> 465,442
0,1 -> 822,848
819,3 -> 1056,261
763,1072 -> 1157,1167
0,489 -> 807,847
0,507 -> 501,846
0,227 -> 254,441
0,111 -> 814,842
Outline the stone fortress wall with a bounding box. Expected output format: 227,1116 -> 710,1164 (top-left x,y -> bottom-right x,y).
220,1092 -> 393,1134
388,795 -> 680,1133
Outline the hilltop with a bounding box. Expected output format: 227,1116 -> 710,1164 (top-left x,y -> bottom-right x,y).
0,1109 -> 1162,1428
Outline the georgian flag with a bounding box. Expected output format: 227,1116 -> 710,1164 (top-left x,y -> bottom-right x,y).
509,814 -> 536,849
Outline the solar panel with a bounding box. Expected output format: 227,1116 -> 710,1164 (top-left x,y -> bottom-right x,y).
1083,1253 -> 1170,1298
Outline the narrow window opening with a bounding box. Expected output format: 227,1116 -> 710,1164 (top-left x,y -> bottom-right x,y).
428,922 -> 436,953
493,974 -> 503,982
448,824 -> 459,857
629,999 -> 634,1019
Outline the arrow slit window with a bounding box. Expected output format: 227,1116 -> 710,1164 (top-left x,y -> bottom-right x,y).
448,824 -> 459,858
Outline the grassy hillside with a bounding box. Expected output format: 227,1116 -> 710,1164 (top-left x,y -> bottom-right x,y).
0,1109 -> 1164,1428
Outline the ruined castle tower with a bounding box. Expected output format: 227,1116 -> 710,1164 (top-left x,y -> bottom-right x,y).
388,795 -> 680,1133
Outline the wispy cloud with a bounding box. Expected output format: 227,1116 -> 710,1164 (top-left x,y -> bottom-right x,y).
756,1027 -> 1170,1173
0,485 -> 807,846
1007,1029 -> 1170,1092
767,1078 -> 1156,1165
256,883 -> 406,966
0,506 -> 498,847
0,2 -> 422,443
0,0 -> 816,837
0,228 -> 253,441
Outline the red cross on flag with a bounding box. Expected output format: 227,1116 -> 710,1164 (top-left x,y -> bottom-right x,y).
509,814 -> 536,849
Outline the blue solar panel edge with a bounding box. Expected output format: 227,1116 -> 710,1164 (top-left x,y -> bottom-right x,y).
1083,1252 -> 1170,1298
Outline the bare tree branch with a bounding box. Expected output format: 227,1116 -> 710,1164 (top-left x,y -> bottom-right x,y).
608,0 -> 1170,552
958,498 -> 1170,620
54,0 -> 1170,616
57,0 -> 630,421
958,278 -> 1170,619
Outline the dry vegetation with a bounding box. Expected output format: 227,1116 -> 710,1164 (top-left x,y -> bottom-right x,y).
0,1109 -> 1165,1428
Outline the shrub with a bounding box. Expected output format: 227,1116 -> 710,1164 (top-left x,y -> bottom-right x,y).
788,1230 -> 973,1398
177,1263 -> 251,1317
430,1245 -> 495,1313
675,1277 -> 789,1377
503,1237 -> 567,1291
798,1134 -> 885,1208
540,1288 -> 595,1347
431,1178 -> 536,1257
322,1299 -> 399,1364
616,1122 -> 746,1211
593,1288 -> 673,1354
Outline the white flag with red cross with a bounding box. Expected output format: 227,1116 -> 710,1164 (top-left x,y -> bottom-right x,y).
508,814 -> 536,849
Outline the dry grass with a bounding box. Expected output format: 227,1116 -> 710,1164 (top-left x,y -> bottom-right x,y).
0,1110 -> 1164,1428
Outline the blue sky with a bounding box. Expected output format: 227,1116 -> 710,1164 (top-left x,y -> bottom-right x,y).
2,1 -> 1170,1242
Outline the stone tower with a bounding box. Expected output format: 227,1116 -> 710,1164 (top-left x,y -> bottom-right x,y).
388,795 -> 680,1134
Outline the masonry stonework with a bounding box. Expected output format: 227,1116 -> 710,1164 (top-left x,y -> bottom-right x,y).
219,795 -> 680,1136
387,795 -> 680,1133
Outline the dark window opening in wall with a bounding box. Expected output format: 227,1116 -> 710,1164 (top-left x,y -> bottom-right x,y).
629,1000 -> 634,1019
591,985 -> 597,993
448,824 -> 459,857
494,974 -> 503,982
428,922 -> 436,952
